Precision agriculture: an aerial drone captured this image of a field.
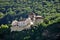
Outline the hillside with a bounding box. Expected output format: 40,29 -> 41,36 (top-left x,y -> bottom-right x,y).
0,0 -> 60,40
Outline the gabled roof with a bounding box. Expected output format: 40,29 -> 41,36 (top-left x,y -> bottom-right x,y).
35,16 -> 44,19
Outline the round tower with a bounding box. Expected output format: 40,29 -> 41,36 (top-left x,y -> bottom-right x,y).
28,12 -> 36,22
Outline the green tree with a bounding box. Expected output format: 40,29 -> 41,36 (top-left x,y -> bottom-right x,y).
7,8 -> 16,16
0,12 -> 4,19
1,24 -> 8,28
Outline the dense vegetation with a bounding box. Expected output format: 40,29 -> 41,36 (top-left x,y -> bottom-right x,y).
0,0 -> 60,40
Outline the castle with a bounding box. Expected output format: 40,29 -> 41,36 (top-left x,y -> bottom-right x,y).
11,13 -> 43,31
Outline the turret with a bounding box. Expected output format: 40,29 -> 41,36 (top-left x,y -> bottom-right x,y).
28,12 -> 36,22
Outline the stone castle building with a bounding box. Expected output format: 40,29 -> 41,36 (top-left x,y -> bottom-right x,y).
11,13 -> 43,31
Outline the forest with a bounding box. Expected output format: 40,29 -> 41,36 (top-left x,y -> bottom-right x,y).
0,0 -> 60,40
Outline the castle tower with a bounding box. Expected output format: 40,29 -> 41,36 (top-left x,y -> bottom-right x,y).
28,12 -> 36,22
